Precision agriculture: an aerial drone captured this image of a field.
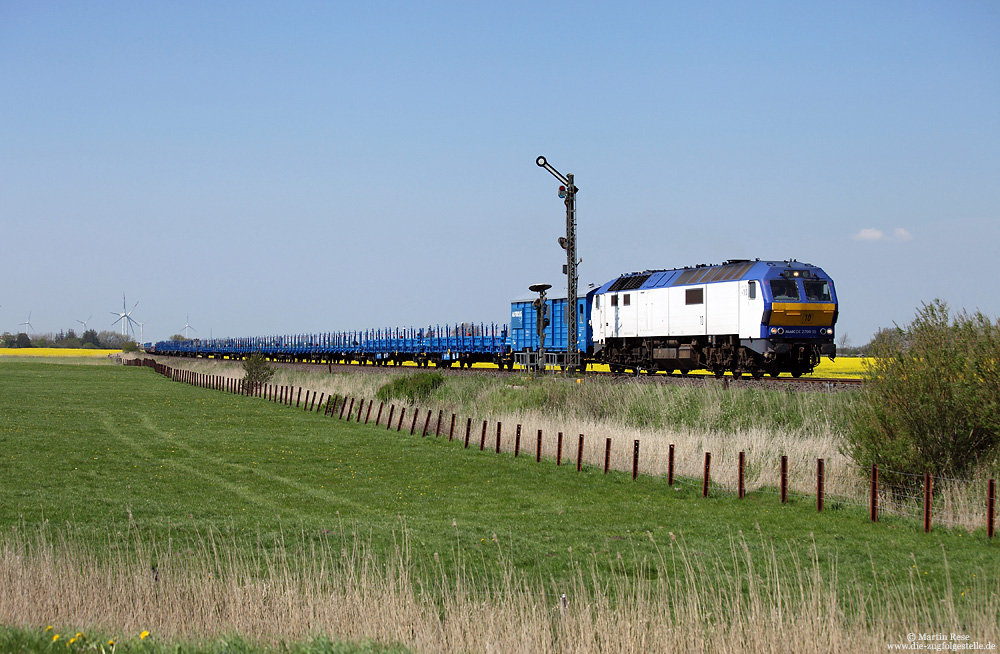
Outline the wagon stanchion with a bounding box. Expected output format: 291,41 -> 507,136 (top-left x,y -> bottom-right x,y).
668,443 -> 675,486
924,473 -> 933,533
604,438 -> 611,474
537,430 -> 542,462
557,433 -> 563,466
632,440 -> 639,480
515,425 -> 521,457
703,452 -> 711,498
738,451 -> 745,499
817,458 -> 825,512
780,455 -> 788,504
870,465 -> 879,522
577,434 -> 584,472
495,422 -> 502,453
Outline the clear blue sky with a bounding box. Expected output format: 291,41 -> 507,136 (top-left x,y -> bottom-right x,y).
2,1 -> 998,346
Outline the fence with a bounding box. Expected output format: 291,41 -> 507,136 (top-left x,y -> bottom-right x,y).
125,357 -> 997,537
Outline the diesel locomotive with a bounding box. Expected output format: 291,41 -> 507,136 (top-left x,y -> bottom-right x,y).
511,259 -> 838,378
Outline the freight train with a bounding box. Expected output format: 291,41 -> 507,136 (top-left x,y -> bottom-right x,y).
148,259 -> 838,378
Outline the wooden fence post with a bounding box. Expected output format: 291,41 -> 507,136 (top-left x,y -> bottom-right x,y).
409,410 -> 418,435
577,434 -> 584,472
375,402 -> 384,425
557,433 -> 563,466
703,452 -> 711,498
296,387 -> 302,408
817,458 -> 824,512
422,410 -> 431,436
397,407 -> 405,432
515,425 -> 521,457
386,405 -> 395,429
536,430 -> 542,462
495,422 -> 502,453
465,418 -> 472,448
780,455 -> 788,503
924,473 -> 933,533
449,414 -> 456,441
479,420 -> 487,450
668,443 -> 675,486
738,451 -> 745,499
604,438 -> 611,474
870,464 -> 879,522
435,410 -> 443,436
365,401 -> 373,424
632,440 -> 639,480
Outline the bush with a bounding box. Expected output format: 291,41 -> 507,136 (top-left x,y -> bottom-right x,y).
376,373 -> 445,404
242,353 -> 276,391
845,300 -> 1000,484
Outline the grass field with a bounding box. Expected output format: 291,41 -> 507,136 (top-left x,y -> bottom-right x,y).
1,360 -> 997,651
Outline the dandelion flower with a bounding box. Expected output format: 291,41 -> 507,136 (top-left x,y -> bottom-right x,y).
45,626 -> 53,632
140,630 -> 150,640
52,634 -> 60,642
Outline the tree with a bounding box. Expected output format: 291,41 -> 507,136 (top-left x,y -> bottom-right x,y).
15,333 -> 31,348
846,300 -> 1000,485
242,353 -> 275,392
168,334 -> 187,342
81,329 -> 100,347
1,332 -> 14,347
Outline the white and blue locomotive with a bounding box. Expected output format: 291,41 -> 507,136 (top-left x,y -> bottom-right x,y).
511,259 -> 838,377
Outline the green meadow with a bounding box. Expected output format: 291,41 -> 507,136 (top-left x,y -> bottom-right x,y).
1,360 -> 998,652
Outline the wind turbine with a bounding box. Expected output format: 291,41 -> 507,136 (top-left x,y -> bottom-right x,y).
136,320 -> 146,343
76,315 -> 93,333
182,315 -> 197,339
20,311 -> 34,333
111,294 -> 139,337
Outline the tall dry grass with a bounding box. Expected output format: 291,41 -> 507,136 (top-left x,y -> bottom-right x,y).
2,523 -> 996,653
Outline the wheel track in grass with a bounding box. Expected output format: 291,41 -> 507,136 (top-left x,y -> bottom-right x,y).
100,410 -> 370,522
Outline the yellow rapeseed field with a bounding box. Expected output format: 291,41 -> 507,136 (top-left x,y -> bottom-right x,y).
0,348 -> 121,358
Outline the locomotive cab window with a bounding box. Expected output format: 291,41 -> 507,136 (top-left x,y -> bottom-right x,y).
803,280 -> 831,302
748,281 -> 756,300
611,295 -> 618,307
685,288 -> 704,305
623,294 -> 631,306
769,279 -> 800,302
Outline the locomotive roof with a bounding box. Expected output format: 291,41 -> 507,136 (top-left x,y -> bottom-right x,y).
593,260 -> 827,294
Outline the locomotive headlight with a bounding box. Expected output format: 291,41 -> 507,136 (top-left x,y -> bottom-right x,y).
770,327 -> 778,335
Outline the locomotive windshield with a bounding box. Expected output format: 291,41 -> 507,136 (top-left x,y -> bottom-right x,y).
769,279 -> 800,302
803,280 -> 832,302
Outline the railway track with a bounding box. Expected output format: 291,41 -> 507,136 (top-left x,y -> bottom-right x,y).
151,355 -> 862,391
